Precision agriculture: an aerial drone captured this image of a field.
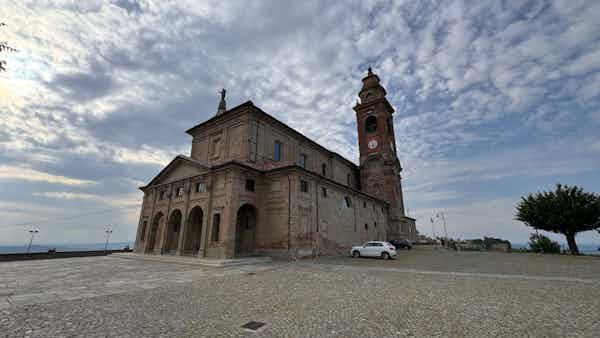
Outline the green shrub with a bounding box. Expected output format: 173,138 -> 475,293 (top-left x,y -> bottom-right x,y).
528,233 -> 561,253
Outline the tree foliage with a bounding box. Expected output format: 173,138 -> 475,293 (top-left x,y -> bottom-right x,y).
516,184 -> 600,255
483,236 -> 511,250
528,233 -> 561,254
1,23 -> 17,72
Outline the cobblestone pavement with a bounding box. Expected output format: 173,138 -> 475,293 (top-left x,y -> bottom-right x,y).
315,246 -> 600,280
1,249 -> 600,337
0,256 -> 276,309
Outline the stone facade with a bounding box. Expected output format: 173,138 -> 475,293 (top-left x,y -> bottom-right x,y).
134,69 -> 416,259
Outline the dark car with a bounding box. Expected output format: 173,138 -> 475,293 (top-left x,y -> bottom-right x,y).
389,239 -> 412,250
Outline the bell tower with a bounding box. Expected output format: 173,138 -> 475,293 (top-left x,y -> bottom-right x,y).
354,67 -> 415,240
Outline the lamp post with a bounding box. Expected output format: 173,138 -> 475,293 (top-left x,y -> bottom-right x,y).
104,228 -> 113,252
436,212 -> 449,240
26,229 -> 39,254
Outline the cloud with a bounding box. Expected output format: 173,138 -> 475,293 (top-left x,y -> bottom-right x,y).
111,0 -> 142,15
32,191 -> 98,200
33,190 -> 141,209
48,59 -> 118,102
0,165 -> 96,186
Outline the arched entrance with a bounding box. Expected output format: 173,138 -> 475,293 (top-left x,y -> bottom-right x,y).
147,212 -> 164,253
164,209 -> 182,253
184,206 -> 203,255
235,204 -> 257,256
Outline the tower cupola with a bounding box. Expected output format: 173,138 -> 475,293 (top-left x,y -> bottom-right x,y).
358,67 -> 387,103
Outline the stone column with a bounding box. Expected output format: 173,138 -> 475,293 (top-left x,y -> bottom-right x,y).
200,174 -> 214,258
142,187 -> 158,253
223,169 -> 236,259
133,196 -> 145,253
176,178 -> 192,256
159,184 -> 173,254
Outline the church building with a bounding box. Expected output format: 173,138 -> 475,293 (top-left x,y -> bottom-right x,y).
134,68 -> 416,259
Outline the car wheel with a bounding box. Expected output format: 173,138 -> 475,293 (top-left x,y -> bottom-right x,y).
381,252 -> 390,260
352,250 -> 360,258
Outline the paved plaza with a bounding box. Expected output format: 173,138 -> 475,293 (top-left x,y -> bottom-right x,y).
1,247 -> 600,337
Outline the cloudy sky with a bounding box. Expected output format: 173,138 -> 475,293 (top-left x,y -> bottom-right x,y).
1,0 -> 599,248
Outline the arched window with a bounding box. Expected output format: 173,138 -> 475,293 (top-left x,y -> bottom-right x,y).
344,196 -> 352,208
365,115 -> 377,133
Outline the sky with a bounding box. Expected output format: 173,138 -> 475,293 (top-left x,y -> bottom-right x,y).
1,0 -> 599,248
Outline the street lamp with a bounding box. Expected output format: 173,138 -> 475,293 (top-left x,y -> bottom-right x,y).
26,229 -> 39,254
436,212 -> 449,240
104,228 -> 113,252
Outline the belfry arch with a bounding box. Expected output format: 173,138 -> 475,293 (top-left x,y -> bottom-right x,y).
365,115 -> 377,133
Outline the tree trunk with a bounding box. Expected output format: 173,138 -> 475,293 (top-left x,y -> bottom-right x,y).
565,232 -> 579,255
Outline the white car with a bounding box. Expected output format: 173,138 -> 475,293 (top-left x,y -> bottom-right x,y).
350,241 -> 397,259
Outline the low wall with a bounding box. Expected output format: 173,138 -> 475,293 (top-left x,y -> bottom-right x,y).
0,249 -> 133,262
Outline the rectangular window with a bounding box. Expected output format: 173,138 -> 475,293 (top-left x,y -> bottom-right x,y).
245,179 -> 255,192
299,153 -> 306,168
159,191 -> 165,200
363,201 -> 367,208
177,187 -> 184,197
195,182 -> 205,193
321,163 -> 327,176
212,214 -> 220,242
274,141 -> 282,161
321,187 -> 327,198
347,173 -> 352,186
344,196 -> 352,208
300,180 -> 309,193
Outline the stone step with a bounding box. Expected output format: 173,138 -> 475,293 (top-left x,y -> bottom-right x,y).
111,252 -> 272,267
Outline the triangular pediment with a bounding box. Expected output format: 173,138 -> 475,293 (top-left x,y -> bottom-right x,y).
144,155 -> 208,187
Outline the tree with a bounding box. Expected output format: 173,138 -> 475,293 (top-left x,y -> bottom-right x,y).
527,233 -> 560,254
1,23 -> 17,72
483,236 -> 511,250
516,184 -> 600,255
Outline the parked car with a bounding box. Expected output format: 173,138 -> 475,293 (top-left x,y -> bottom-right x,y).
350,241 -> 397,259
389,239 -> 412,250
